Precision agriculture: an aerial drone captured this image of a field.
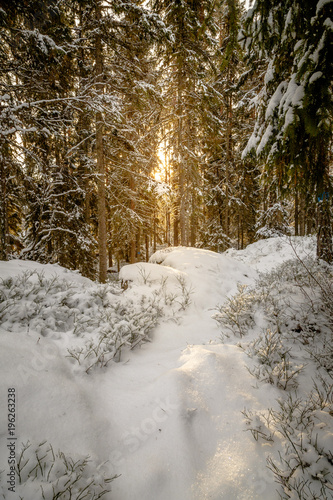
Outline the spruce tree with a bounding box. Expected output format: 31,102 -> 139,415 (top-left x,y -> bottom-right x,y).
200,0 -> 260,250
242,0 -> 333,262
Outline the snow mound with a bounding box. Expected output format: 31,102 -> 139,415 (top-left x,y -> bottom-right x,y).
149,246 -> 257,310
1,238 -> 329,500
225,235 -> 316,272
119,261 -> 186,284
108,343 -> 280,500
0,259 -> 92,286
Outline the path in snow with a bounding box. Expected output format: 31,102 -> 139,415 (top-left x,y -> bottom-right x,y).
92,247 -> 281,500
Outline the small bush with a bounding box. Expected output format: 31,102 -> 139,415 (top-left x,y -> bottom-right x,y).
15,441 -> 116,499
67,294 -> 163,372
245,329 -> 304,390
213,284 -> 258,338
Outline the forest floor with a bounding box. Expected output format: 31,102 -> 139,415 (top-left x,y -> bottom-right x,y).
0,236 -> 332,500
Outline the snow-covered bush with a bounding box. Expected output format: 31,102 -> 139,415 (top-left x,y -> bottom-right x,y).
245,329 -> 304,390
0,271 -> 162,371
215,256 -> 332,351
212,284 -> 258,338
255,202 -> 291,239
244,381 -> 333,499
13,441 -> 115,499
0,267 -> 194,373
174,275 -> 194,310
67,293 -> 163,372
0,271 -> 121,337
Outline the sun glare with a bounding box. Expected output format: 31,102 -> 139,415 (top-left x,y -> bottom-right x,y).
154,170 -> 162,182
153,144 -> 168,182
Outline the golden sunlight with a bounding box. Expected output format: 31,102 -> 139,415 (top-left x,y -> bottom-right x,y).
153,143 -> 168,182
154,170 -> 162,182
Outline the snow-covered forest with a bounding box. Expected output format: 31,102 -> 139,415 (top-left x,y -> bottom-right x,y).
1,0 -> 332,277
0,0 -> 332,499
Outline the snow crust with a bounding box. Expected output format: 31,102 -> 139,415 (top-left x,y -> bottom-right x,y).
0,236 -> 326,499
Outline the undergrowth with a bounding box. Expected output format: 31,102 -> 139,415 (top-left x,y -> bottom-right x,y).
0,269 -> 193,372
214,256 -> 333,499
11,440 -> 116,499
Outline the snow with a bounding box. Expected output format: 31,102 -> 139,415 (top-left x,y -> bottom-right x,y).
316,0 -> 333,15
256,123 -> 273,155
0,236 -> 331,499
0,259 -> 91,285
309,71 -> 323,83
265,81 -> 286,120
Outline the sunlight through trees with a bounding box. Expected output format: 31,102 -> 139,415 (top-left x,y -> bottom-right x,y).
0,0 -> 332,278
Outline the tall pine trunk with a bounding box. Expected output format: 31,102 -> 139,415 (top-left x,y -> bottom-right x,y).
95,0 -> 107,282
0,150 -> 7,260
130,173 -> 136,263
316,147 -> 333,264
317,197 -> 333,263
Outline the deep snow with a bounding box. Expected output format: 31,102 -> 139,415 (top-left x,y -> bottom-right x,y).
0,236 -> 331,499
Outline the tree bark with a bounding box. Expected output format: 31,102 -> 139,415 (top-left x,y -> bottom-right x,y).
317,197 -> 333,263
300,195 -> 305,236
153,211 -> 157,253
177,70 -> 186,246
294,188 -> 299,236
0,151 -> 7,260
173,216 -> 179,246
95,0 -> 107,282
145,234 -> 149,262
225,101 -> 231,238
130,173 -> 136,263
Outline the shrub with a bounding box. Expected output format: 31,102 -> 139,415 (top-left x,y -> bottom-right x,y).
14,441 -> 116,500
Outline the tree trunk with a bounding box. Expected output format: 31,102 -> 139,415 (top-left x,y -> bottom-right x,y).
300,195 -> 305,236
294,188 -> 299,236
225,106 -> 231,238
190,191 -> 197,247
145,234 -> 149,262
177,70 -> 186,246
165,210 -> 170,246
174,216 -> 179,246
153,211 -> 157,253
180,168 -> 186,245
0,152 -> 7,260
317,197 -> 333,263
136,229 -> 141,261
95,1 -> 107,283
130,173 -> 136,264
130,241 -> 136,264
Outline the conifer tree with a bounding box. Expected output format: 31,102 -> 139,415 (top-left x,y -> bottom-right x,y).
242,0 -> 333,261
200,0 -> 260,250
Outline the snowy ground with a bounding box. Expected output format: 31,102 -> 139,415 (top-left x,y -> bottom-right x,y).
0,236 -> 332,499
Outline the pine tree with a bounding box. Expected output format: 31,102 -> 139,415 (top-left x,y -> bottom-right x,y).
0,0 -> 75,261
1,0 -> 166,278
199,0 -> 260,250
242,0 -> 333,261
